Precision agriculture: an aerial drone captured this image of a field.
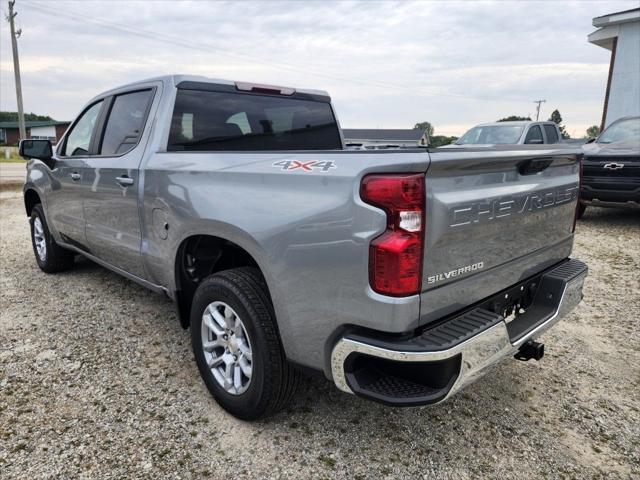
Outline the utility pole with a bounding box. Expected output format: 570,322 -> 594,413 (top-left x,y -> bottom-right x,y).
7,0 -> 26,140
533,99 -> 546,122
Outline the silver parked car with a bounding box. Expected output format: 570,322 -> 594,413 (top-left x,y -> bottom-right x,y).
440,121 -> 564,148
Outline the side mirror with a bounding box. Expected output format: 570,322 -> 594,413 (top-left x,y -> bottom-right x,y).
19,139 -> 55,168
525,139 -> 544,145
586,138 -> 596,144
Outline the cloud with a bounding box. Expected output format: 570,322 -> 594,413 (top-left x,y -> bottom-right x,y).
0,0 -> 635,135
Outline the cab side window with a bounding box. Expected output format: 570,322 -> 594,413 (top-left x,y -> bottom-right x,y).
62,100 -> 103,156
544,124 -> 559,143
524,125 -> 543,144
100,89 -> 154,156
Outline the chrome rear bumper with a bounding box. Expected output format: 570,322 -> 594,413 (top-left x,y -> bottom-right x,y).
331,259 -> 588,405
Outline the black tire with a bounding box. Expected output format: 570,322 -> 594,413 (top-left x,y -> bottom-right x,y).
576,202 -> 587,220
190,267 -> 300,420
29,204 -> 75,273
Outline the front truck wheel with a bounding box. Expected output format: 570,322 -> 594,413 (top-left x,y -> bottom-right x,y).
190,267 -> 300,420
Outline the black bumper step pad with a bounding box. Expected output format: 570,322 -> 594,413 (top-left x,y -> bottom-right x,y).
506,259 -> 587,341
346,308 -> 502,354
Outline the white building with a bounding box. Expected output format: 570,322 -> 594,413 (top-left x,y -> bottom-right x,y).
588,8 -> 640,128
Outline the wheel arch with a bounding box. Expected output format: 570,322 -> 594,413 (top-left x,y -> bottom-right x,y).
24,187 -> 42,217
172,232 -> 275,330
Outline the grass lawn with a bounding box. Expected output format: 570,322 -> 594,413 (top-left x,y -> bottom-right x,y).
0,154 -> 26,163
0,180 -> 23,191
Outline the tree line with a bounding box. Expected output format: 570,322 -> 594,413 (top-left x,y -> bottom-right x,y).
0,111 -> 55,122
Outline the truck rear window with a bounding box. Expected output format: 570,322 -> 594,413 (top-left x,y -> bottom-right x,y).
168,90 -> 342,151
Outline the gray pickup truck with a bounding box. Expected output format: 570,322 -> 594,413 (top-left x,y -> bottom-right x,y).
20,75 -> 587,420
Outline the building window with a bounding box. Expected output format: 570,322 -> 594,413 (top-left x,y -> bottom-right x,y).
0,129 -> 6,143
30,135 -> 56,141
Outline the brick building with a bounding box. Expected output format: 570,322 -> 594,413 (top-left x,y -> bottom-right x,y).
0,120 -> 71,146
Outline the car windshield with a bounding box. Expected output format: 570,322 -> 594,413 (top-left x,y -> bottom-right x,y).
456,125 -> 525,145
598,118 -> 640,144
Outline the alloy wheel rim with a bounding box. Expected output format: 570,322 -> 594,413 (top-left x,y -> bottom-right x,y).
33,217 -> 47,261
201,301 -> 253,395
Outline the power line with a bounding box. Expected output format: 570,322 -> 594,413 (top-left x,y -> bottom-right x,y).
533,99 -> 546,121
24,1 -> 534,105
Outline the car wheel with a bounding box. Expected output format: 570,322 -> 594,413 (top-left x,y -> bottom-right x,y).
190,267 -> 300,420
576,202 -> 587,220
30,204 -> 75,273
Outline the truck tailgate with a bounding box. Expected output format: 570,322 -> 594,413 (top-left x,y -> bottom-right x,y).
419,146 -> 580,323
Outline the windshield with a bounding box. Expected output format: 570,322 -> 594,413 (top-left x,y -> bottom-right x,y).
456,125 -> 525,145
598,117 -> 640,144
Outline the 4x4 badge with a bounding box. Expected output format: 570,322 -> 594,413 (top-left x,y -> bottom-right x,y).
603,163 -> 624,170
272,160 -> 337,172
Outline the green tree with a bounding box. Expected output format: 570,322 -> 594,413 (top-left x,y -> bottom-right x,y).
411,122 -> 458,147
585,125 -> 600,139
430,135 -> 458,148
549,109 -> 570,139
497,115 -> 531,122
413,121 -> 434,138
549,109 -> 562,125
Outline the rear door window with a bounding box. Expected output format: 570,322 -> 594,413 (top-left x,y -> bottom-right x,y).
544,124 -> 559,143
168,90 -> 341,151
524,125 -> 543,144
100,89 -> 154,156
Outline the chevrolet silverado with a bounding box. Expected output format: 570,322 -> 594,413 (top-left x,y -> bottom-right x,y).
20,75 -> 587,419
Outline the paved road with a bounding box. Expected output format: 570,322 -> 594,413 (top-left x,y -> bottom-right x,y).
0,162 -> 26,183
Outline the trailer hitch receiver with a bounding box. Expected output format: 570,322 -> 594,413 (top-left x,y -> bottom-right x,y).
514,340 -> 545,362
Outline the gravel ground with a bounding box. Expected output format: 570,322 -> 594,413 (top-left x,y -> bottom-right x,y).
1,194 -> 638,479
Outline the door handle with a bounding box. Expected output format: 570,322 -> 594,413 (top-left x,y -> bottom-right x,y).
116,175 -> 135,187
70,172 -> 81,181
518,158 -> 553,175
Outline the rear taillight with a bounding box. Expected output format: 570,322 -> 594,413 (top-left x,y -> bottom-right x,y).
360,173 -> 425,296
572,156 -> 583,233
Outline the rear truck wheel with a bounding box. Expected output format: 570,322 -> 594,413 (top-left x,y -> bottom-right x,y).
29,204 -> 75,273
190,267 -> 300,420
576,202 -> 587,220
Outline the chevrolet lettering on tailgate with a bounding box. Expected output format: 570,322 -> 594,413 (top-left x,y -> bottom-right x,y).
450,185 -> 579,228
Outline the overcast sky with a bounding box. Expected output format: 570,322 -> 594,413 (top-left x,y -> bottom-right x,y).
0,0 -> 637,137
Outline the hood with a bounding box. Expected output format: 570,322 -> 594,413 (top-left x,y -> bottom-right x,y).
583,139 -> 640,156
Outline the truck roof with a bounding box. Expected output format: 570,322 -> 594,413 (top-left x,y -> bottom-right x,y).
93,74 -> 330,100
